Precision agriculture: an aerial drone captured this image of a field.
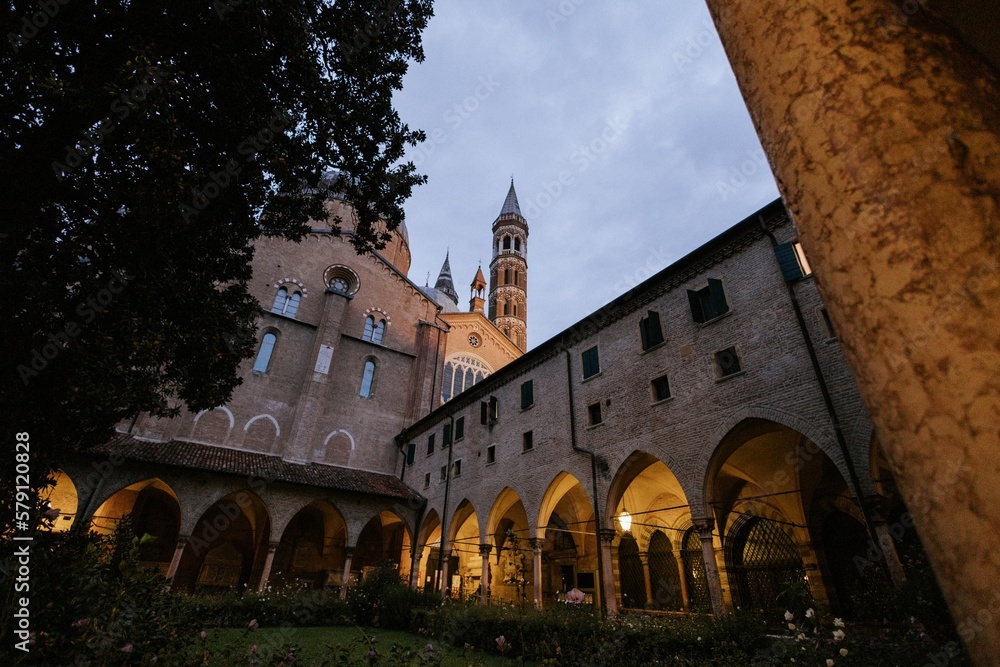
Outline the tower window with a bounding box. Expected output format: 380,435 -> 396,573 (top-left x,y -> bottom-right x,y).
271,288 -> 301,318
714,347 -> 742,378
587,402 -> 603,426
514,237 -> 521,251
503,235 -> 511,250
359,360 -> 376,397
504,301 -> 511,316
651,374 -> 671,402
687,278 -> 730,324
363,316 -> 386,344
639,310 -> 665,350
582,346 -> 600,379
252,332 -> 277,373
504,267 -> 512,284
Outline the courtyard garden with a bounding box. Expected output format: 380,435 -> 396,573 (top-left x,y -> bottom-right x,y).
3,521 -> 970,666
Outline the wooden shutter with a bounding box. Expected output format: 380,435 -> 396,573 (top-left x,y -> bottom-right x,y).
646,310 -> 663,346
521,380 -> 534,408
774,242 -> 804,282
443,423 -> 452,446
687,289 -> 705,323
406,443 -> 415,465
707,279 -> 729,319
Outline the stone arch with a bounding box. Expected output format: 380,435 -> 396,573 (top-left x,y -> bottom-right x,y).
486,486 -> 532,544
190,406 -> 235,445
272,500 -> 349,589
536,472 -> 593,540
446,499 -> 483,600
320,429 -> 355,466
90,478 -> 182,571
605,450 -> 693,531
41,470 -> 79,531
243,414 -> 280,452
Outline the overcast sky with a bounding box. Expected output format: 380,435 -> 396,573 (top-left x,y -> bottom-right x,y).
393,1 -> 780,350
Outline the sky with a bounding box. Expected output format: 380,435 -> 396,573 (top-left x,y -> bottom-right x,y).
393,1 -> 781,350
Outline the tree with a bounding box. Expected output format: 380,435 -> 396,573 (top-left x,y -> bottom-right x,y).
0,0 -> 433,506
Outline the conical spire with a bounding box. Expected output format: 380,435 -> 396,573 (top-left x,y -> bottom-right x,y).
471,265 -> 487,289
499,179 -> 522,217
434,251 -> 459,305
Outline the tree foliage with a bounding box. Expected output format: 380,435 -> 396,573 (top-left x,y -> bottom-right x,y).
0,0 -> 432,472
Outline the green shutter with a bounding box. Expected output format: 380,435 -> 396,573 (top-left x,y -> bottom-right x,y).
774,242 -> 804,282
647,310 -> 663,346
639,316 -> 650,349
455,417 -> 464,440
443,423 -> 452,446
707,279 -> 729,319
406,443 -> 415,465
687,289 -> 705,323
521,380 -> 534,408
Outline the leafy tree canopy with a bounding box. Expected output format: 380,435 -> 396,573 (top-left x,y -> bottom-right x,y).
0,0 -> 432,468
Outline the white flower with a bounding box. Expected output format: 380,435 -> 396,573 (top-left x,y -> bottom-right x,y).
840,648 -> 849,657
832,629 -> 845,641
833,617 -> 845,628
788,623 -> 796,631
796,633 -> 806,641
784,610 -> 794,621
805,608 -> 814,618
826,660 -> 834,667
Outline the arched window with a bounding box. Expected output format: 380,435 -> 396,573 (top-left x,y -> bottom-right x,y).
503,235 -> 511,250
504,301 -> 511,316
440,356 -> 493,404
513,270 -> 520,286
512,303 -> 518,317
504,267 -> 511,284
271,287 -> 301,318
362,316 -> 387,344
514,237 -> 521,251
253,333 -> 277,373
359,360 -> 376,398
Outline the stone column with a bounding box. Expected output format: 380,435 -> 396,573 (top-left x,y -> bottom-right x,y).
339,547 -> 355,600
597,528 -> 618,614
440,544 -> 450,597
867,496 -> 907,586
674,547 -> 690,612
529,538 -> 544,610
410,548 -> 423,590
703,1 -> 1000,659
257,541 -> 280,592
164,535 -> 189,589
479,544 -> 492,604
695,520 -> 725,615
640,552 -> 652,610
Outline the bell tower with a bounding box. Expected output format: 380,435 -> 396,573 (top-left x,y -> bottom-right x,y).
469,266 -> 487,314
488,180 -> 528,351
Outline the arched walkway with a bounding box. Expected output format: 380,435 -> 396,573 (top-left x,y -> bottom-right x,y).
537,473 -> 596,607
271,501 -> 348,589
89,479 -> 182,574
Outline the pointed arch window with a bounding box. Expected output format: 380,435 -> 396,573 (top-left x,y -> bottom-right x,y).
363,316 -> 386,344
271,287 -> 301,318
504,267 -> 512,284
359,360 -> 376,398
253,333 -> 277,373
503,235 -> 511,250
514,237 -> 521,251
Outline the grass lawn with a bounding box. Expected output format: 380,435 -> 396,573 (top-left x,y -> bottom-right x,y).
210,626 -> 529,666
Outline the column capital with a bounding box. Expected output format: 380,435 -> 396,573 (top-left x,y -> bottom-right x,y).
267,541 -> 280,552
528,538 -> 543,553
598,527 -> 617,544
175,534 -> 191,547
344,546 -> 356,557
692,518 -> 715,536
479,543 -> 493,556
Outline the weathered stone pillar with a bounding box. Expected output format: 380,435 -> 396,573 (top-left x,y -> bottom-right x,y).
704,1 -> 1000,658
479,543 -> 492,604
640,552 -> 652,609
164,535 -> 189,589
695,520 -> 725,615
410,547 -> 422,590
257,541 -> 280,592
440,544 -> 450,597
674,547 -> 690,612
597,528 -> 618,614
339,547 -> 355,600
529,538 -> 544,609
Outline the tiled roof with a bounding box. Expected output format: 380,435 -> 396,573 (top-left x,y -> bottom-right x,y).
95,435 -> 423,502
499,180 -> 522,217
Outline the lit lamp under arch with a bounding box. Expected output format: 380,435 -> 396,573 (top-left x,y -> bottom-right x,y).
618,506 -> 632,533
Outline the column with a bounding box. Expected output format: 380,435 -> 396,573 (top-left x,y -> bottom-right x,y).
867,496 -> 907,586
339,547 -> 355,600
640,552 -> 652,610
164,535 -> 189,589
439,543 -> 450,597
695,519 -> 725,616
704,1 -> 1000,659
479,544 -> 492,604
529,538 -> 543,610
597,528 -> 617,614
674,546 -> 690,612
257,541 -> 280,592
410,548 -> 423,590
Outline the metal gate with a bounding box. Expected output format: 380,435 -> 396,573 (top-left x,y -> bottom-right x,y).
647,530 -> 683,611
681,528 -> 711,612
617,534 -> 646,609
727,514 -> 806,613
